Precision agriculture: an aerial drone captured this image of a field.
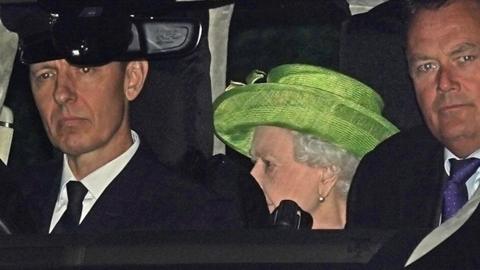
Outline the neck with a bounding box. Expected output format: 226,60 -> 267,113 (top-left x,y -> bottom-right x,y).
67,129 -> 133,180
443,136 -> 480,158
311,192 -> 346,229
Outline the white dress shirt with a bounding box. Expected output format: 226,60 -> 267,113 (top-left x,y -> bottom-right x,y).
48,130 -> 140,233
405,148 -> 480,266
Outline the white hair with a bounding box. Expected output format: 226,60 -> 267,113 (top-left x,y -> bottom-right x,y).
291,131 -> 359,199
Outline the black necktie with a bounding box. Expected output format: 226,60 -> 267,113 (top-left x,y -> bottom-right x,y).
52,181 -> 88,233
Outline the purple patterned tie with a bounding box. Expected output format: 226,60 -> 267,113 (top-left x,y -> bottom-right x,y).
442,158 -> 480,221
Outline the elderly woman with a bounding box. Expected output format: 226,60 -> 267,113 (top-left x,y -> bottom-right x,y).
213,64 -> 398,229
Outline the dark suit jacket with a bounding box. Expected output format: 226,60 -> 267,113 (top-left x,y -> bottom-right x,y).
16,142 -> 240,233
0,161 -> 36,234
202,154 -> 271,229
347,125 -> 446,230
406,200 -> 480,270
368,198 -> 480,269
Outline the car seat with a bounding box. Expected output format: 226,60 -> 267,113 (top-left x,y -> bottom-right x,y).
339,0 -> 423,130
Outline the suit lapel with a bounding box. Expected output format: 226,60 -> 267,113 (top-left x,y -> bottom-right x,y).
77,142 -> 157,233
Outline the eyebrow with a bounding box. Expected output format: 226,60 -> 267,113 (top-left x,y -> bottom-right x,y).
407,53 -> 430,63
406,53 -> 432,71
29,59 -> 60,70
29,63 -> 56,73
449,42 -> 478,56
407,43 -> 479,64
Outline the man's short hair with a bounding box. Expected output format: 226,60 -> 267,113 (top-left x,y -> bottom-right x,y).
403,0 -> 480,36
406,0 -> 451,12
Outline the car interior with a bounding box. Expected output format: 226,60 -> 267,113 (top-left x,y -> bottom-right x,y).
0,0 -> 426,269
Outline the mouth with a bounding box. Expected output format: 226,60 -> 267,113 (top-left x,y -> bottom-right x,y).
57,116 -> 85,128
438,103 -> 472,113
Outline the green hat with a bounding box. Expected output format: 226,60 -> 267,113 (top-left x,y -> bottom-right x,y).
213,64 -> 399,158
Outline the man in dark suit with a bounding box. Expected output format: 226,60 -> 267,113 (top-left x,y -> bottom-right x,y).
348,0 -> 480,229
19,142 -> 238,234
5,5 -> 238,233
348,0 -> 480,266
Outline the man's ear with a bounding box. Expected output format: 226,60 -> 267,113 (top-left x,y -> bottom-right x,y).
317,165 -> 339,199
124,60 -> 149,101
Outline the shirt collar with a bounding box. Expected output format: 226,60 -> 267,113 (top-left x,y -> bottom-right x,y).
60,130 -> 140,199
443,148 -> 480,176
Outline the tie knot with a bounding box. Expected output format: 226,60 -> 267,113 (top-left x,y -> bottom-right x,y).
449,158 -> 480,185
66,181 -> 88,205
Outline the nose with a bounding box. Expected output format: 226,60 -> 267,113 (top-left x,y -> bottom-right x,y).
53,71 -> 76,105
436,66 -> 459,93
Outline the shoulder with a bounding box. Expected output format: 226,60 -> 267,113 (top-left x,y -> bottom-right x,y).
9,158 -> 61,196
121,143 -> 243,229
356,125 -> 443,179
354,124 -> 442,182
370,125 -> 440,154
359,125 -> 442,169
347,125 -> 444,229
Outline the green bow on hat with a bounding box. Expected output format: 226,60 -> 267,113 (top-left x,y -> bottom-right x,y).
213,64 -> 399,158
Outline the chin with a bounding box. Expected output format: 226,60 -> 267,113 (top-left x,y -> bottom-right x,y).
440,134 -> 479,156
440,126 -> 472,140
434,121 -> 468,139
57,139 -> 93,157
60,146 -> 89,157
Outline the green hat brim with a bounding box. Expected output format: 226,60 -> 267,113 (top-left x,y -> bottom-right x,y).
213,83 -> 398,158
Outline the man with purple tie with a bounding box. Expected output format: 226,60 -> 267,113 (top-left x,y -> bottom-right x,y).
348,0 -> 480,231
347,0 -> 480,269
348,0 -> 480,267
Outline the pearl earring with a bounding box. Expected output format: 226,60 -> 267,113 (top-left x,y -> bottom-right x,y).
319,195 -> 325,203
